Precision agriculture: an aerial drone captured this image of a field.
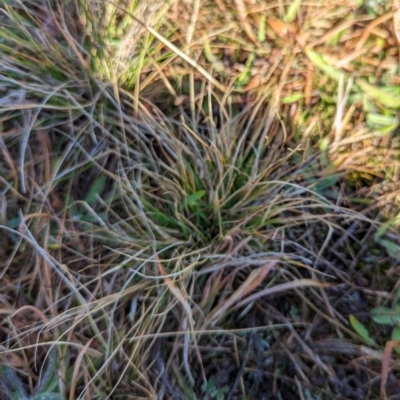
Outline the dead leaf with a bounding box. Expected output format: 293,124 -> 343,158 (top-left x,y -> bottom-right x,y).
267,18 -> 294,38
244,74 -> 263,91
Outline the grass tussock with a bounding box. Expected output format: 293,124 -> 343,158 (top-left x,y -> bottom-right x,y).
1,0 -> 400,399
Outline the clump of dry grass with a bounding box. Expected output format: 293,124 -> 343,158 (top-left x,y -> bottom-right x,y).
1,0 -> 400,399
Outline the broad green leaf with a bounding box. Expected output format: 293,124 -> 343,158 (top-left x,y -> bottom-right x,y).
392,326 -> 400,341
84,175 -> 106,204
0,364 -> 28,400
377,239 -> 400,259
282,93 -> 303,104
306,50 -> 342,81
34,348 -> 60,395
286,0 -> 302,23
187,190 -> 206,204
366,113 -> 399,128
371,306 -> 400,326
217,387 -> 230,400
349,315 -> 375,345
357,80 -> 400,109
202,375 -> 217,393
366,112 -> 399,134
392,326 -> 400,354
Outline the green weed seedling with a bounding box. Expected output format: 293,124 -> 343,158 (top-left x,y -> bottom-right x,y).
350,293 -> 400,353
201,376 -> 229,400
0,348 -> 65,400
349,315 -> 376,346
371,303 -> 400,353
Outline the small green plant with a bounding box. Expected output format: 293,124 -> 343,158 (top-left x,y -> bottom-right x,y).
349,295 -> 400,351
201,376 -> 229,400
371,303 -> 400,350
0,349 -> 65,400
349,314 -> 376,346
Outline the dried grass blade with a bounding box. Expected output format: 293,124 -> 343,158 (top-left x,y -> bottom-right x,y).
234,0 -> 258,43
355,12 -> 393,51
381,339 -> 400,400
157,255 -> 194,325
69,339 -> 94,400
207,261 -> 276,325
107,1 -> 228,93
381,340 -> 396,400
235,279 -> 332,310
